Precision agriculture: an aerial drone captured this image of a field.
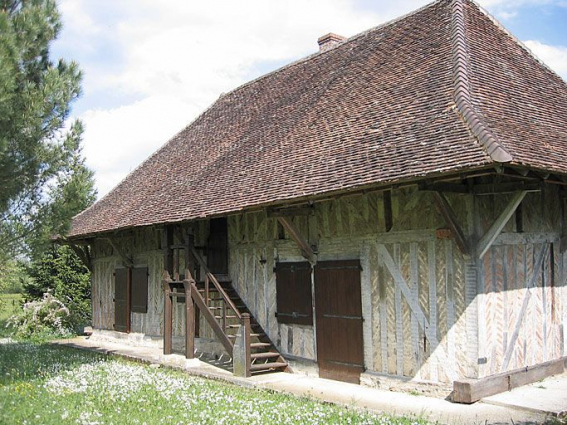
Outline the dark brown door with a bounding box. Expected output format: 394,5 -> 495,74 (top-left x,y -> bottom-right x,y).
207,218 -> 228,275
315,260 -> 364,384
114,268 -> 131,332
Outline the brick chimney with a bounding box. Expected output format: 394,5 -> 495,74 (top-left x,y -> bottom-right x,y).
317,33 -> 346,52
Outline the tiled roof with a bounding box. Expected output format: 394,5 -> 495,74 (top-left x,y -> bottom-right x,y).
68,0 -> 567,238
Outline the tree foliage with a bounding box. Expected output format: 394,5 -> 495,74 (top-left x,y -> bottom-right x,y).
0,0 -> 95,259
24,244 -> 91,331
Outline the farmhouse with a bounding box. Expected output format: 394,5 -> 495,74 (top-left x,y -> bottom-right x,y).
66,0 -> 567,400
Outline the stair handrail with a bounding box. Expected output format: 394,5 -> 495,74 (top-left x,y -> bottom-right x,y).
191,247 -> 242,320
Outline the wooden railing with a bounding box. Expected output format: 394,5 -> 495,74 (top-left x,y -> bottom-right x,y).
164,241 -> 283,377
191,247 -> 242,321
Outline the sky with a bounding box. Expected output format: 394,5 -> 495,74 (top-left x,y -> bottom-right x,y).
50,0 -> 567,199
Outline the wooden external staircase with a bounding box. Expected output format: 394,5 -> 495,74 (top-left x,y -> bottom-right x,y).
162,244 -> 288,377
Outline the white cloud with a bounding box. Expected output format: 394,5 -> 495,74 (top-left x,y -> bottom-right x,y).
81,95 -> 199,197
56,0 -> 388,198
524,40 -> 567,80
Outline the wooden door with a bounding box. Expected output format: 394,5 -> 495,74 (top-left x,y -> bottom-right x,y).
207,218 -> 228,275
114,268 -> 131,332
315,260 -> 364,384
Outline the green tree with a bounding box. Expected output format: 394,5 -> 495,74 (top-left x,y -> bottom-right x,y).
24,244 -> 91,330
0,0 -> 93,259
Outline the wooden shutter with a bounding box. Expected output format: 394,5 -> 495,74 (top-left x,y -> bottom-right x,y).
315,260 -> 363,384
114,268 -> 129,332
275,262 -> 312,325
131,267 -> 148,313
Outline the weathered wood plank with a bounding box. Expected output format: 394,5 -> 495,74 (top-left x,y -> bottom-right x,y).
432,192 -> 470,256
277,217 -> 316,263
453,356 -> 565,404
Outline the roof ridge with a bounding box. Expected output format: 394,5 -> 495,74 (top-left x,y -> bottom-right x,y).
450,0 -> 512,163
473,0 -> 565,85
219,0 -> 444,102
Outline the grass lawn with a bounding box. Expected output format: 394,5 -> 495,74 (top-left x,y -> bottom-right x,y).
0,340 -> 432,425
0,293 -> 22,322
0,293 -> 22,337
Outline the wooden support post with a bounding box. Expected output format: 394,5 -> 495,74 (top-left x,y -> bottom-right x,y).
126,267 -> 132,333
163,272 -> 173,355
184,230 -> 200,336
183,272 -> 195,359
162,226 -> 174,276
384,190 -> 393,232
477,191 -> 528,259
242,313 -> 252,377
277,217 -> 316,264
222,301 -> 227,331
432,192 -> 470,256
205,275 -> 210,306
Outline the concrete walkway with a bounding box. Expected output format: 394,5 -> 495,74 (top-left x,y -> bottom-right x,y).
53,337 -> 565,425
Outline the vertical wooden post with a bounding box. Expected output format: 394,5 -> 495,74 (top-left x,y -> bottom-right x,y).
184,275 -> 195,359
242,313 -> 251,377
205,275 -> 210,306
222,300 -> 227,331
163,273 -> 173,355
184,231 -> 200,337
162,226 -> 174,276
126,267 -> 132,333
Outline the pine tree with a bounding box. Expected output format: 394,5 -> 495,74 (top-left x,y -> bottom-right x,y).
0,0 -> 94,259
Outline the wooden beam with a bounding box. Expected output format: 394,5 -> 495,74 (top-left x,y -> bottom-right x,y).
161,226 -> 173,275
383,190 -> 393,232
477,191 -> 528,259
267,205 -> 314,218
105,238 -> 133,268
453,356 -> 565,404
501,244 -> 549,371
189,280 -> 234,354
378,245 -> 457,381
183,271 -> 195,359
419,182 -> 469,194
163,271 -> 173,355
432,192 -> 470,256
472,182 -> 540,195
277,217 -> 316,263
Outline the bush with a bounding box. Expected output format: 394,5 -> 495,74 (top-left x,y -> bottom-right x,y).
24,245 -> 91,332
7,292 -> 72,339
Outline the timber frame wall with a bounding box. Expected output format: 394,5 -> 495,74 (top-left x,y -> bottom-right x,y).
89,180 -> 566,384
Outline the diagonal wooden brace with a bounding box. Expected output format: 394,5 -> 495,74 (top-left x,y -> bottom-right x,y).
106,237 -> 134,268
477,191 -> 528,259
432,192 -> 470,256
277,217 -> 317,264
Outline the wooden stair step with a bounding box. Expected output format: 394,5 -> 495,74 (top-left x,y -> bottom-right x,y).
250,342 -> 271,348
227,333 -> 264,339
250,362 -> 288,372
215,315 -> 237,319
251,352 -> 280,360
226,324 -> 262,329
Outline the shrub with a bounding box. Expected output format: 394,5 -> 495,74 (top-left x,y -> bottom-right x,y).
24,245 -> 91,332
7,292 -> 72,339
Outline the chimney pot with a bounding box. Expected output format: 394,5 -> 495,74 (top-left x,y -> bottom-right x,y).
317,33 -> 346,52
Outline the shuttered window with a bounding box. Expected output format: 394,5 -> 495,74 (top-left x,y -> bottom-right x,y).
275,262 -> 313,325
131,267 -> 148,314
